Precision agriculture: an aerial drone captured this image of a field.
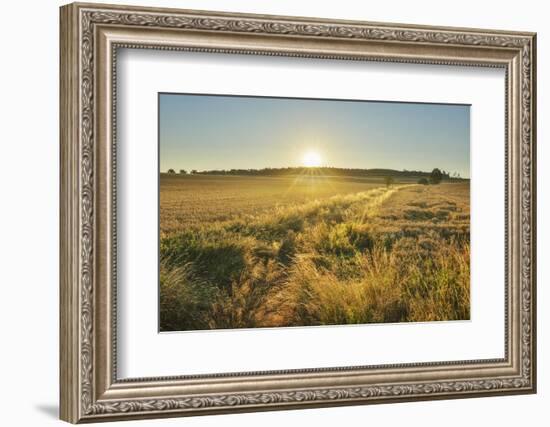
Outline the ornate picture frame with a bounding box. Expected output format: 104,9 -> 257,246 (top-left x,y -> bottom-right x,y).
60,2 -> 536,423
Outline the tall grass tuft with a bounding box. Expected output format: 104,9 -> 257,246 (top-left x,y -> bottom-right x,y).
159,260 -> 217,331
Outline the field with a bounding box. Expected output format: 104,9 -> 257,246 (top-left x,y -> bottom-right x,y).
159,174 -> 470,331
160,174 -> 412,235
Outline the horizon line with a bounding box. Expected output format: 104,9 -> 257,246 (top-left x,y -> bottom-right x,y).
161,165 -> 467,178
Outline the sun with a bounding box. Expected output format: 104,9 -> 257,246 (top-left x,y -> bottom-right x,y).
302,151 -> 322,167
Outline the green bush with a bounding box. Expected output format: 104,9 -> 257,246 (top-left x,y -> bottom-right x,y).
429,168 -> 443,184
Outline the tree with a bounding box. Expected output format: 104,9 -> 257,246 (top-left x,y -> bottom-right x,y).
167,168 -> 176,174
417,177 -> 429,185
429,168 -> 443,185
384,176 -> 395,187
191,169 -> 198,174
179,169 -> 187,175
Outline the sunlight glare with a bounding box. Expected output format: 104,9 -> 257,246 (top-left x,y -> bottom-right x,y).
302,151 -> 322,167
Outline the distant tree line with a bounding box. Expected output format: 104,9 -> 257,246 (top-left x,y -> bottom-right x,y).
165,166 -> 464,179
164,167 -> 467,185
166,169 -> 194,175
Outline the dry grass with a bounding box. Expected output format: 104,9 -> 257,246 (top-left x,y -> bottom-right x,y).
159,177 -> 470,331
161,174 -> 396,236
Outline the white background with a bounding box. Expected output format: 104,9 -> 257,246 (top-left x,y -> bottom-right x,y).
118,50 -> 504,377
0,0 -> 545,426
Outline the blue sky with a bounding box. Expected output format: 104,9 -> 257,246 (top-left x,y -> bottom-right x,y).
159,93 -> 470,178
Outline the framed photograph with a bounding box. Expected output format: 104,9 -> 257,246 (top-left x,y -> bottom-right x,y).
60,2 -> 537,423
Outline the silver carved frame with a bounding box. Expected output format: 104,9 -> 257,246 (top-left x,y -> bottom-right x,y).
59,2 -> 537,423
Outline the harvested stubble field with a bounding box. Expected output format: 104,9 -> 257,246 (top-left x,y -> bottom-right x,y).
159,174 -> 470,331
160,174 -> 402,235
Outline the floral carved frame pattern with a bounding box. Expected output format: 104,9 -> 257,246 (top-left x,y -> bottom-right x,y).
60,2 -> 536,423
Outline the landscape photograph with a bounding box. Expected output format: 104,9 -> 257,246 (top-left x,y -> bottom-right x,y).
159,93 -> 471,332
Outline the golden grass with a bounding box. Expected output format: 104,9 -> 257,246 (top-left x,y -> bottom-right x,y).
159,178 -> 470,331
161,174 -> 394,236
